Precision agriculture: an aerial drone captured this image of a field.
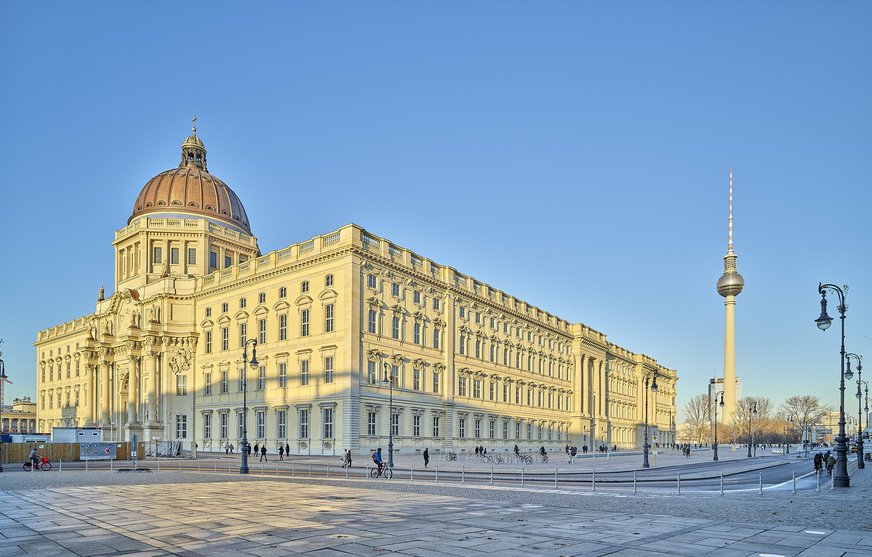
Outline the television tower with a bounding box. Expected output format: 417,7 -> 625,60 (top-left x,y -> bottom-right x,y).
716,170 -> 744,424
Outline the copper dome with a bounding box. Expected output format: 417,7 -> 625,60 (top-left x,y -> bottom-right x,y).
128,131 -> 252,235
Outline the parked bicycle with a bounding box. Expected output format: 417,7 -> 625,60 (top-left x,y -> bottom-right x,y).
369,464 -> 393,479
446,451 -> 457,461
23,457 -> 52,471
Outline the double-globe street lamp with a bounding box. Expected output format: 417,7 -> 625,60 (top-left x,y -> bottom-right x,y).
747,401 -> 757,458
713,391 -> 724,461
847,353 -> 864,469
815,282 -> 850,487
382,361 -> 395,468
240,338 -> 259,474
642,373 -> 658,468
784,415 -> 794,454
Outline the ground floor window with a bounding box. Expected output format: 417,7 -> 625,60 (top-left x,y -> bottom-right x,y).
176,415 -> 187,439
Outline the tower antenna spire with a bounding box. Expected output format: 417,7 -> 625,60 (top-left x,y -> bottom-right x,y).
728,169 -> 734,254
192,115 -> 198,135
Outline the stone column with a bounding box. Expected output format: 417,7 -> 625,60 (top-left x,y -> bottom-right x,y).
99,354 -> 111,427
127,358 -> 139,425
84,365 -> 96,426
146,349 -> 159,426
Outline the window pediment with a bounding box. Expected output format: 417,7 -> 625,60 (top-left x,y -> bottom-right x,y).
295,294 -> 313,307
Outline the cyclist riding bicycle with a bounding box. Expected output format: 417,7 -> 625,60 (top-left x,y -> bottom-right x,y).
28,447 -> 40,467
372,447 -> 384,473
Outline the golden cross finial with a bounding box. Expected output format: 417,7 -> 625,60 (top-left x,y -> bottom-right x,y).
192,115 -> 197,134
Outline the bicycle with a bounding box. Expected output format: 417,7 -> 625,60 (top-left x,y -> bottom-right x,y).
369,464 -> 392,479
541,454 -> 548,464
446,451 -> 457,461
23,457 -> 52,471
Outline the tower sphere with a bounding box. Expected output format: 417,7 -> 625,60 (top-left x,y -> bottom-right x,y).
717,269 -> 745,297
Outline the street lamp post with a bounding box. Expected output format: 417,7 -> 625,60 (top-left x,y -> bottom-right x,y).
240,339 -> 259,474
847,354 -> 864,469
747,401 -> 757,458
0,357 -> 6,473
815,283 -> 850,487
713,392 -> 723,461
786,415 -> 794,454
382,362 -> 394,468
642,374 -> 658,468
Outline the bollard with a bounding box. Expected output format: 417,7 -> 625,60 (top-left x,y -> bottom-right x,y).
521,467 -> 524,487
59,459 -> 62,473
179,459 -> 182,472
633,471 -> 637,494
411,465 -> 414,481
554,468 -> 558,489
198,460 -> 201,472
677,472 -> 681,495
276,463 -> 279,476
292,463 -> 295,477
157,458 -> 160,471
327,463 -> 330,478
816,471 -> 820,492
491,466 -> 494,486
720,472 -> 724,495
830,472 -> 834,490
462,465 -> 465,483
309,463 -> 312,477
215,461 -> 217,472
759,472 -> 763,495
592,469 -> 596,492
228,461 -> 231,473
345,464 -> 348,479
435,464 -> 438,482
110,458 -> 113,471
261,462 -> 264,475
85,459 -> 88,472
792,471 -> 796,493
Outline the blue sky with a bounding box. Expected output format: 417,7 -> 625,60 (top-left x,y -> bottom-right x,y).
1,2 -> 870,421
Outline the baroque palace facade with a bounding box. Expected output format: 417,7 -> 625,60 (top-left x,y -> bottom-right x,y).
34,128 -> 678,456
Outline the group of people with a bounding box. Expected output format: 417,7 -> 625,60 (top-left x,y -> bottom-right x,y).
813,451 -> 837,475
473,445 -> 487,456
223,441 -> 290,462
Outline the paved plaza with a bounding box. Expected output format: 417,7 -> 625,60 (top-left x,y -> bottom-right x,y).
0,450 -> 870,556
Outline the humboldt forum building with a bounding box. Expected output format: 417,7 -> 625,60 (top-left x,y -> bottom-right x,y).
34,128 -> 678,457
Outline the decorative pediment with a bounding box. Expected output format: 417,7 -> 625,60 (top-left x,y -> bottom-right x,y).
273,300 -> 290,311
458,367 -> 472,377
433,318 -> 446,329
390,354 -> 405,367
433,363 -> 446,373
253,305 -> 270,316
412,311 -> 425,322
295,294 -> 313,307
318,289 -> 338,301
412,358 -> 425,371
390,304 -> 404,317
366,297 -> 382,310
233,310 -> 249,321
366,349 -> 382,362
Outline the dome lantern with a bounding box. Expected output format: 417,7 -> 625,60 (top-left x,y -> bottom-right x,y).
180,115 -> 207,171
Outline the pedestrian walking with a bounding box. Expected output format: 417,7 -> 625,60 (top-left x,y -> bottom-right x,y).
253,442 -> 259,455
260,445 -> 267,462
423,447 -> 430,467
229,443 -> 234,454
225,442 -> 230,454
570,445 -> 577,464
345,450 -> 352,468
286,443 -> 290,457
278,445 -> 284,460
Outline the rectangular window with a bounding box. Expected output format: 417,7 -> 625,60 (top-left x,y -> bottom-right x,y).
433,328 -> 440,349
256,411 -> 266,438
367,274 -> 377,289
277,410 -> 287,439
474,418 -> 481,438
367,412 -> 376,435
220,413 -> 228,439
503,383 -> 508,402
324,356 -> 334,383
459,307 -> 465,318
203,413 -> 211,438
205,373 -> 212,396
153,246 -> 162,264
225,255 -> 232,268
458,376 -> 467,397
432,372 -> 440,393
239,323 -> 247,347
433,297 -> 440,310
222,302 -> 228,313
258,319 -> 266,344
475,340 -> 481,359
258,292 -> 266,304
279,286 -> 287,298
301,360 -> 310,385
300,409 -> 309,438
176,415 -> 187,439
238,368 -> 246,392
413,415 -> 421,437
391,413 -> 399,436
176,375 -> 187,395
76,360 -> 80,377
433,417 -> 440,438
413,291 -> 421,304
459,417 -> 466,438
459,336 -> 465,355
258,365 -> 266,390
472,379 -> 481,399
210,252 -> 217,269
325,303 -> 334,332
301,309 -> 309,337
391,283 -> 400,297
414,323 -> 421,344
503,420 -> 509,440
237,412 -> 245,438
324,408 -> 334,438
489,381 -> 495,401
489,420 -> 495,439
188,248 -> 196,265
413,368 -> 421,391
389,365 -> 399,388
367,360 -> 377,384
527,423 -> 533,440
205,330 -> 212,354
279,362 -> 287,388
221,371 -> 229,394
170,247 -> 179,265
301,280 -> 309,293
222,327 -> 229,350
240,298 -> 247,309
368,310 -> 376,333
475,312 -> 480,324
391,316 -> 399,339
325,274 -> 333,287
490,345 -> 495,362
279,314 -> 287,340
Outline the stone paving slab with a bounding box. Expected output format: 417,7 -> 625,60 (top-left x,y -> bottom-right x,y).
0,464 -> 870,556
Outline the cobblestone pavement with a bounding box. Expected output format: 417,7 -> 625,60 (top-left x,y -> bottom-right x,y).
1,451 -> 870,556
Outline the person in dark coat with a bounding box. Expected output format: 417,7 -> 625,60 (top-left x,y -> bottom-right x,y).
253,442 -> 259,455
278,445 -> 284,460
423,448 -> 430,467
286,442 -> 290,456
260,445 -> 267,462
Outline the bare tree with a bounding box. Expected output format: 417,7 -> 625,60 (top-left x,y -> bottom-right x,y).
781,395 -> 832,451
731,396 -> 775,444
682,394 -> 712,445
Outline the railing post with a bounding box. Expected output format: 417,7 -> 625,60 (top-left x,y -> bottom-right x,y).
411,465 -> 414,481
521,467 -> 524,487
215,461 -> 217,472
491,466 -> 494,486
592,469 -> 596,492
85,459 -> 88,472
261,462 -> 264,475
276,463 -> 279,476
198,460 -> 201,472
292,462 -> 295,476
554,468 -> 558,489
157,457 -> 160,471
759,472 -> 763,495
309,463 -> 312,477
327,463 -> 330,478
59,459 -> 62,473
792,471 -> 796,493
461,465 -> 465,483
110,458 -> 113,471
816,471 -> 820,492
677,472 -> 681,495
633,471 -> 637,494
720,472 -> 724,495
179,458 -> 182,472
435,464 -> 438,482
